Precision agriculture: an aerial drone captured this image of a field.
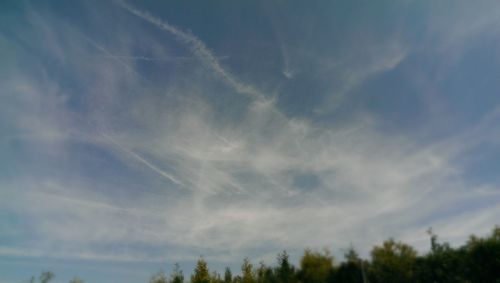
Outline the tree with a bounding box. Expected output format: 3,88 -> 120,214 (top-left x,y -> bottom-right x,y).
297,249 -> 334,283
464,226 -> 500,282
241,258 -> 255,283
223,267 -> 232,283
209,271 -> 223,283
149,270 -> 168,283
171,263 -> 185,283
68,277 -> 84,283
413,229 -> 467,283
256,262 -> 275,283
332,247 -> 364,283
191,258 -> 210,283
369,239 -> 417,283
275,251 -> 296,283
39,271 -> 54,283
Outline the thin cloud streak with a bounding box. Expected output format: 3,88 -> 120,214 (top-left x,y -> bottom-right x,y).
1,0 -> 500,271
82,33 -> 138,75
99,55 -> 230,62
102,133 -> 185,187
115,0 -> 266,101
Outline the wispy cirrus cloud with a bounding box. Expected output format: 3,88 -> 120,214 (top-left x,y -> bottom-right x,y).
1,2 -> 500,282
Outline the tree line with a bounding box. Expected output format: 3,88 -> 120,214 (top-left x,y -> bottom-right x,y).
28,226 -> 499,283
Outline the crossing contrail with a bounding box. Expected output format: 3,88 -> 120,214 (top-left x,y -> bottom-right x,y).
99,54 -> 230,62
115,0 -> 265,101
83,34 -> 138,74
102,133 -> 185,187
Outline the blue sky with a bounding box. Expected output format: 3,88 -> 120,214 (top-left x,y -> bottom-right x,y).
1,0 -> 500,282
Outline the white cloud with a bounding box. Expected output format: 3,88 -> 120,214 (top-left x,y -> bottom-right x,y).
1,0 -> 499,266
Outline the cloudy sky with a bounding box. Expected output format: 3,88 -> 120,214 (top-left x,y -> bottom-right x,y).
1,0 -> 500,282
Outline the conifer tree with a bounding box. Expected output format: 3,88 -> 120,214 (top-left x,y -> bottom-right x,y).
191,258 -> 210,283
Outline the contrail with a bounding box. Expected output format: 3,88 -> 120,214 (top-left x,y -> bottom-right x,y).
82,34 -> 138,75
273,27 -> 294,79
102,134 -> 184,187
99,54 -> 230,62
115,0 -> 265,100
263,2 -> 294,79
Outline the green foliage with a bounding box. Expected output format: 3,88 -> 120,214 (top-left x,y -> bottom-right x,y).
331,247 -> 364,283
464,226 -> 500,282
414,231 -> 467,283
275,251 -> 296,283
224,267 -> 232,283
369,239 -> 417,283
191,258 -> 211,283
68,277 -> 84,283
21,226 -> 500,283
343,247 -> 360,263
241,258 -> 255,283
333,261 -> 364,283
39,271 -> 54,283
171,263 -> 185,283
256,262 -> 275,283
255,263 -> 265,282
209,271 -> 223,283
149,270 -> 168,283
297,249 -> 334,283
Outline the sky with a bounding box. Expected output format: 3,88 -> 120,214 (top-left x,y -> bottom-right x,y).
1,0 -> 500,282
